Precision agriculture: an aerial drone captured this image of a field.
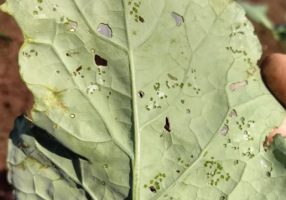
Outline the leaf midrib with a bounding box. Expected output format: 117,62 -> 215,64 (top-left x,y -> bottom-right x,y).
120,1 -> 141,200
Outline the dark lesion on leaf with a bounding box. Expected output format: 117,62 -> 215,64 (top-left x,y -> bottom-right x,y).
94,54 -> 108,66
149,186 -> 157,193
138,90 -> 145,98
138,16 -> 145,23
164,117 -> 171,132
76,66 -> 82,72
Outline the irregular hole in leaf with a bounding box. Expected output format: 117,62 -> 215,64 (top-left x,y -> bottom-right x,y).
65,19 -> 78,32
138,90 -> 145,98
149,186 -> 157,193
229,109 -> 238,118
229,80 -> 248,92
219,124 -> 229,136
171,12 -> 184,26
164,117 -> 171,132
94,54 -> 108,66
97,23 -> 112,38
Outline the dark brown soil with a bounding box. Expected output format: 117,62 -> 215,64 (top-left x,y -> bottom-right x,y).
0,0 -> 33,198
248,0 -> 286,60
0,0 -> 285,199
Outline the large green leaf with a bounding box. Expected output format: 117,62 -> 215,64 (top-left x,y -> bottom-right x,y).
3,0 -> 286,199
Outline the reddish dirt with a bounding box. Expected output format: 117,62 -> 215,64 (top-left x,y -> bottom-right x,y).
0,0 -> 33,199
0,0 -> 285,199
248,0 -> 286,60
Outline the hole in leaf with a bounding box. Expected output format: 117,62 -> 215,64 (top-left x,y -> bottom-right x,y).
229,109 -> 237,118
219,124 -> 229,136
138,90 -> 145,98
97,23 -> 112,38
65,19 -> 78,32
229,80 -> 248,92
94,55 -> 108,66
149,186 -> 157,193
164,117 -> 171,132
171,12 -> 184,26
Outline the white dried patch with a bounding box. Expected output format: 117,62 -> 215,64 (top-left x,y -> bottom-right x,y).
97,23 -> 112,38
157,91 -> 165,98
219,124 -> 229,136
172,12 -> 184,26
97,65 -> 107,70
229,109 -> 238,118
86,83 -> 99,94
146,104 -> 153,111
259,159 -> 270,169
243,133 -> 250,140
229,80 -> 248,92
98,77 -> 104,85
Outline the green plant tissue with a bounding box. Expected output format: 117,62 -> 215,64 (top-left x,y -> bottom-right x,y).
3,0 -> 286,199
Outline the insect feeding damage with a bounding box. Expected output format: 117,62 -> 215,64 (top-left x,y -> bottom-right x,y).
94,55 -> 108,67
171,12 -> 184,26
97,23 -> 112,38
164,117 -> 171,132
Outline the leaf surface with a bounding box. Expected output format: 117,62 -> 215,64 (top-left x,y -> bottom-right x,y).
3,0 -> 286,199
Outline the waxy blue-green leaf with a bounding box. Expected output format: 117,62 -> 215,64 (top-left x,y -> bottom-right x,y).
3,0 -> 286,199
